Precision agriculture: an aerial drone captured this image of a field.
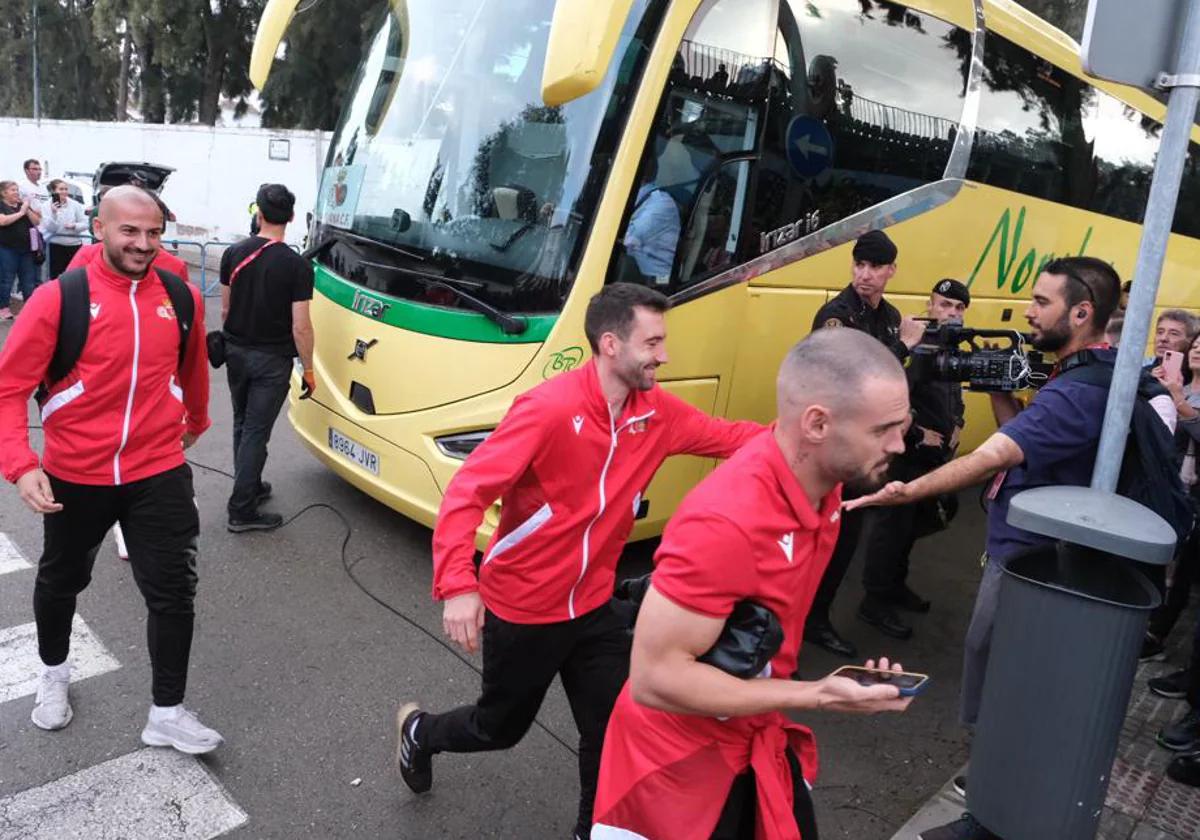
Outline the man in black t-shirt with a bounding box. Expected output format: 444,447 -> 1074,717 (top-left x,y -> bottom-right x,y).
220,184 -> 315,532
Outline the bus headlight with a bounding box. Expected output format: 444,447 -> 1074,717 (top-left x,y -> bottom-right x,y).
435,430 -> 493,460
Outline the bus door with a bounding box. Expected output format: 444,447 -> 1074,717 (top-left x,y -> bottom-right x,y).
609,0 -> 780,538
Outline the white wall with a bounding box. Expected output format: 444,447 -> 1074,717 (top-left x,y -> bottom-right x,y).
0,117 -> 330,248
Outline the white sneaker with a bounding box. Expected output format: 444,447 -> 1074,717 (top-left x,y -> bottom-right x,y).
31,668 -> 73,731
141,706 -> 224,754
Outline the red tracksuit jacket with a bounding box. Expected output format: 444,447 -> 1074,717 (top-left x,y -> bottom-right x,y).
432,360 -> 765,624
0,257 -> 210,486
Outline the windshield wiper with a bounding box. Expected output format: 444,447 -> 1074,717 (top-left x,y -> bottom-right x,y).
357,259 -> 528,336
316,227 -> 428,263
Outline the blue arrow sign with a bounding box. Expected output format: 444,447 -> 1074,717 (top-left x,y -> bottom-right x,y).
785,116 -> 834,178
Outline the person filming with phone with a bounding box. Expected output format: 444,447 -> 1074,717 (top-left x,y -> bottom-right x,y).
591,328 -> 916,840
42,180 -> 88,277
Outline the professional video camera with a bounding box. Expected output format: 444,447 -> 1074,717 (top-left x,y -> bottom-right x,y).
911,321 -> 1052,392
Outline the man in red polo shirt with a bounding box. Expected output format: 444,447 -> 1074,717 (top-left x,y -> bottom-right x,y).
592,328 -> 915,840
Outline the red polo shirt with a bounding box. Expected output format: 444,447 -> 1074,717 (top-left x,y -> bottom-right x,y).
593,428 -> 841,840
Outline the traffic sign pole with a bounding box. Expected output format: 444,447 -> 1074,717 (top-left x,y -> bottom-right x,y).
1091,0 -> 1200,492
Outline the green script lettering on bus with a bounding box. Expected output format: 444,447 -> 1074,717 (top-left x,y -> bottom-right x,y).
351,290 -> 392,320
966,206 -> 1094,295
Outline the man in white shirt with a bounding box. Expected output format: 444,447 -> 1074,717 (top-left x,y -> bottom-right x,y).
18,160 -> 50,220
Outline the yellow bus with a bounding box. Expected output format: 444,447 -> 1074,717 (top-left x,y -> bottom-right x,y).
251,0 -> 1200,542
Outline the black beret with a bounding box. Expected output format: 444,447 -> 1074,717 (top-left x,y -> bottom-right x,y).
933,278 -> 971,307
852,230 -> 897,265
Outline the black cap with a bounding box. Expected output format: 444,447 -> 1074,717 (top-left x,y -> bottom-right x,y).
852,230 -> 897,265
933,278 -> 970,307
255,183 -> 295,224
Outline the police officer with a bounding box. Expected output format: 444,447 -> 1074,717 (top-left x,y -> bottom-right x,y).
857,279 -> 970,640
803,229 -> 925,657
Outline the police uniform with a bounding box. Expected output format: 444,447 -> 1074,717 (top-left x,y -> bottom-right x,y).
859,279 -> 972,636
803,228 -> 904,657
812,284 -> 910,361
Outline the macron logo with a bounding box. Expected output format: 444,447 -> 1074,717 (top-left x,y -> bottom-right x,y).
831,509 -> 841,523
572,415 -> 584,435
89,303 -> 101,320
778,532 -> 794,564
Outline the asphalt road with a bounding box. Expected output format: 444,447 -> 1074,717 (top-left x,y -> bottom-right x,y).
0,298 -> 989,839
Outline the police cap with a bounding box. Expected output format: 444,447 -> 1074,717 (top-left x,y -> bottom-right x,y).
933,278 -> 970,307
852,230 -> 897,265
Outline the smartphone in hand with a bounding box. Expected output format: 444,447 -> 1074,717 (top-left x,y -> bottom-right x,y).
832,665 -> 931,697
1163,350 -> 1185,381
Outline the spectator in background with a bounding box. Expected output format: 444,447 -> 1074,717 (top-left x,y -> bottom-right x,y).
220,184 -> 314,532
1119,280 -> 1132,312
1151,309 -> 1199,366
0,180 -> 41,321
42,180 -> 88,278
1142,331 -> 1200,664
18,159 -> 49,217
1148,325 -> 1200,795
1105,313 -> 1124,348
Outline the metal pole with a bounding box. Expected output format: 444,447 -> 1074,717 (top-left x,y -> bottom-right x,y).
32,0 -> 40,120
1092,0 -> 1200,492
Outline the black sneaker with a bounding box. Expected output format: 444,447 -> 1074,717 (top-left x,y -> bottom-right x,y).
1140,633 -> 1167,662
885,584 -> 932,613
951,774 -> 967,798
1149,669 -> 1191,700
396,703 -> 433,794
1158,707 -> 1200,751
227,512 -> 284,533
857,595 -> 913,640
919,812 -> 1001,840
256,481 -> 273,504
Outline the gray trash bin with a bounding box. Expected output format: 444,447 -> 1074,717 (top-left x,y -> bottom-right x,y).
966,540 -> 1161,839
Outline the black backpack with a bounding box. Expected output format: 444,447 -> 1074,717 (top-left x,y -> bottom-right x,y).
35,267 -> 195,404
1056,351 -> 1195,544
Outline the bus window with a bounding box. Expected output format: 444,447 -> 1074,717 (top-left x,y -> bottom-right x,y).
611,0 -> 775,292
748,0 -> 968,261
966,34 -> 1161,230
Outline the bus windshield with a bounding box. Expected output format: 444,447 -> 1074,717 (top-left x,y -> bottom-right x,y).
316,0 -> 662,318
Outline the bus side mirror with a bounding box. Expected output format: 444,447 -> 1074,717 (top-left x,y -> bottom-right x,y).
541,0 -> 637,106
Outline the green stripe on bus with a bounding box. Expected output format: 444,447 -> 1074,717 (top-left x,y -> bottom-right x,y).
313,264 -> 556,344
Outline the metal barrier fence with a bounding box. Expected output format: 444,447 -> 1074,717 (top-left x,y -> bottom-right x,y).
39,235 -> 300,297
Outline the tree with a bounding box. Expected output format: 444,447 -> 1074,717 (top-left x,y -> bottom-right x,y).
260,0 -> 381,130
0,0 -> 120,120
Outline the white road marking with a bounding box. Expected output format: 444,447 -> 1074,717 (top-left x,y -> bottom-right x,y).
0,747 -> 248,840
0,533 -> 31,575
0,615 -> 120,704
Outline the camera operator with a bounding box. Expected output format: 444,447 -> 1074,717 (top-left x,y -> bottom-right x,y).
804,229 -> 926,658
857,279 -> 970,640
847,257 -> 1142,840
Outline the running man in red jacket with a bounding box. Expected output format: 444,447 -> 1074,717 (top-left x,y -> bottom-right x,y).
0,186 -> 222,754
592,329 -> 914,840
396,283 -> 766,839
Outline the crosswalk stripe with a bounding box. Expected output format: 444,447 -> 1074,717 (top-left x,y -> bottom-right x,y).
0,747 -> 248,840
0,615 -> 121,705
0,532 -> 32,575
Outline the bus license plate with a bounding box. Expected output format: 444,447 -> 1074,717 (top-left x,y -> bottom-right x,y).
328,428 -> 380,475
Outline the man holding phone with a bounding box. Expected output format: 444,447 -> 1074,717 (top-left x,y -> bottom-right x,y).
592,329 -> 914,840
